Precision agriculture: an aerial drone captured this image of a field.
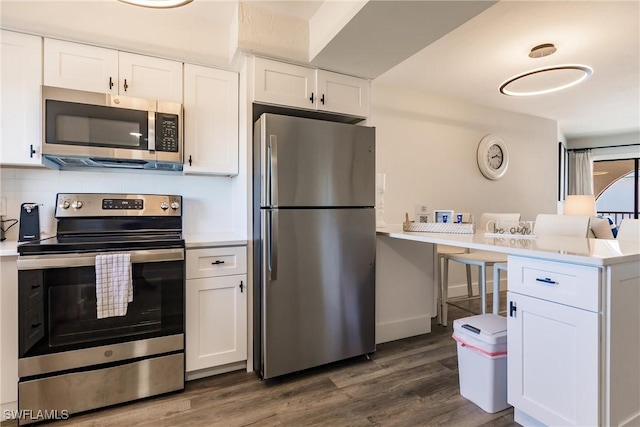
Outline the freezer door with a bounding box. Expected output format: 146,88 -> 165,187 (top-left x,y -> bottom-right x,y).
257,114 -> 375,208
260,208 -> 375,379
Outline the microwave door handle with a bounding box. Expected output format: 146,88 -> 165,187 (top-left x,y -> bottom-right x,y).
17,248 -> 184,270
148,111 -> 156,152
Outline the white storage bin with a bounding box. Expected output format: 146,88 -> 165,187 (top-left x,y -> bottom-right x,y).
453,314 -> 510,413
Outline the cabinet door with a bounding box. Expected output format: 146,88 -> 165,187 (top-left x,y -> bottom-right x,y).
118,52 -> 183,102
183,64 -> 239,175
507,291 -> 599,426
317,70 -> 370,118
44,38 -> 118,94
1,31 -> 43,166
186,274 -> 247,372
254,57 -> 316,110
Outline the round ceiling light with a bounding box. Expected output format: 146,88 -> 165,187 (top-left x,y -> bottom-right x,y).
118,0 -> 193,8
499,65 -> 593,97
528,43 -> 557,58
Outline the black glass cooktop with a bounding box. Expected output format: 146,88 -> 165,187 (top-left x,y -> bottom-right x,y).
17,233 -> 184,256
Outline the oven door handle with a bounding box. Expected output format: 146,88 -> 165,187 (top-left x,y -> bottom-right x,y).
17,248 -> 184,270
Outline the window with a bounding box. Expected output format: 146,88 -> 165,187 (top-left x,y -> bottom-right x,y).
594,158 -> 639,225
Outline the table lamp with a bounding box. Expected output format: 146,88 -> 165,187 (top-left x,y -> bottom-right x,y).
563,195 -> 597,216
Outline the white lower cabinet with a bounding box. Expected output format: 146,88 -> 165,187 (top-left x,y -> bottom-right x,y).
506,255 -> 640,427
507,291 -> 599,426
185,246 -> 247,374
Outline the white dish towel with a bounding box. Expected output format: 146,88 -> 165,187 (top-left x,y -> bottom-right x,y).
95,253 -> 133,319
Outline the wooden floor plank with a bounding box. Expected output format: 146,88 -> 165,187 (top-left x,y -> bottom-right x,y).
2,304 -> 517,427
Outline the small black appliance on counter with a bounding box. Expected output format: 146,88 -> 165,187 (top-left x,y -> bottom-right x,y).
18,203 -> 40,242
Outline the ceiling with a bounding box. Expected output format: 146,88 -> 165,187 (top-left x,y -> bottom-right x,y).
1,0 -> 638,140
374,0 -> 640,140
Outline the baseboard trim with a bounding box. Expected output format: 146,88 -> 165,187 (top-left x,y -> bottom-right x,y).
376,315 -> 432,344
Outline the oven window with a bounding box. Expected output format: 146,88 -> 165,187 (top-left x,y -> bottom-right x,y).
43,260 -> 183,350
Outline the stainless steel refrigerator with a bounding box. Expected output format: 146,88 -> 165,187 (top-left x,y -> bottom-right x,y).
253,113 -> 376,379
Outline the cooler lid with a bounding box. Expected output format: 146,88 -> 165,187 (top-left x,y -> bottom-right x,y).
453,314 -> 507,345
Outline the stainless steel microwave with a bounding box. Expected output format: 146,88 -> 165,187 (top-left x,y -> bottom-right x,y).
42,86 -> 183,171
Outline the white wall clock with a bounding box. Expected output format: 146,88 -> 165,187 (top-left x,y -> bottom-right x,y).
477,134 -> 509,180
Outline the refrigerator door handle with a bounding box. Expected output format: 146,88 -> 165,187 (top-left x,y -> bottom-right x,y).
269,209 -> 279,281
269,135 -> 279,207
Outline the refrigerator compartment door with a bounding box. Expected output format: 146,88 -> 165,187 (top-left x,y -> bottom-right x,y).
257,114 -> 375,208
260,208 -> 376,379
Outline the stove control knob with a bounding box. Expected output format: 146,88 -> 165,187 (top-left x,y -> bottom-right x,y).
71,200 -> 83,210
170,201 -> 180,210
59,200 -> 70,209
160,202 -> 169,210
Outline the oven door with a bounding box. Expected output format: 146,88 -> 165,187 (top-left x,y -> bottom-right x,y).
17,248 -> 184,361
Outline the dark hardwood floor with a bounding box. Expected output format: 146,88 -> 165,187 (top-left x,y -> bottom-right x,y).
4,299 -> 517,427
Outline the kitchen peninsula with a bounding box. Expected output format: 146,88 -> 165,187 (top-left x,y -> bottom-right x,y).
377,225 -> 640,427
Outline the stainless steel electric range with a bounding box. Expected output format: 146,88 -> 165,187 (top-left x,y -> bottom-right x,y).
16,193 -> 185,425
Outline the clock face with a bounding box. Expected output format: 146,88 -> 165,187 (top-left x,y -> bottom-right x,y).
487,144 -> 504,170
477,134 -> 509,180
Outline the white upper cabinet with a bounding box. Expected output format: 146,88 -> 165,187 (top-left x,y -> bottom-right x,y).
316,70 -> 369,118
1,30 -> 43,166
183,64 -> 239,176
44,39 -> 183,102
254,58 -> 317,110
118,52 -> 183,102
253,57 -> 370,118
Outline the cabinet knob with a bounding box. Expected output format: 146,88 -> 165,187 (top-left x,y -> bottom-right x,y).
123,79 -> 128,92
320,94 -> 325,105
29,144 -> 36,158
188,155 -> 193,166
109,77 -> 114,90
211,260 -> 225,265
239,280 -> 244,293
309,92 -> 314,104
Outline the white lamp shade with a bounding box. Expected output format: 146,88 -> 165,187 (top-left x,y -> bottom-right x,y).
564,195 -> 597,216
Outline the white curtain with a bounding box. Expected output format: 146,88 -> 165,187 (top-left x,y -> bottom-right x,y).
568,150 -> 594,195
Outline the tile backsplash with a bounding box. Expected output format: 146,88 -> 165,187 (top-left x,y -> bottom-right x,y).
0,167 -> 237,241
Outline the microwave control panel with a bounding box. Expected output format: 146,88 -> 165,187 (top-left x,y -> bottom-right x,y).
156,114 -> 179,152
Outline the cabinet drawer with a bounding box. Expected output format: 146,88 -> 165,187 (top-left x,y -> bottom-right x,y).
507,256 -> 601,312
186,246 -> 246,279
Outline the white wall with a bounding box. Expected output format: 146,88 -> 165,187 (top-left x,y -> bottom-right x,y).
370,83 -> 558,224
370,83 -> 558,294
0,167 -> 241,241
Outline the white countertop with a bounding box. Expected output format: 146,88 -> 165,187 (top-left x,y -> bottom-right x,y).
184,232 -> 247,249
0,240 -> 19,257
377,224 -> 640,266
